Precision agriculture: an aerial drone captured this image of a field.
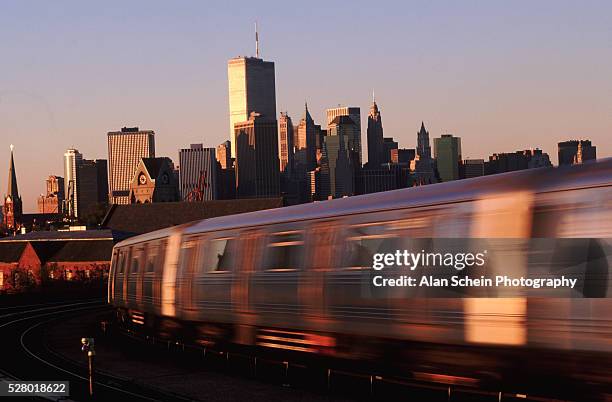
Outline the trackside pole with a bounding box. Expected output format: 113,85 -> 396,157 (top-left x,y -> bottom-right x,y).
81,337 -> 95,397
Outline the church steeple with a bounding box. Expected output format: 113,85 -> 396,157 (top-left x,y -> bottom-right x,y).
3,145 -> 23,232
7,144 -> 19,198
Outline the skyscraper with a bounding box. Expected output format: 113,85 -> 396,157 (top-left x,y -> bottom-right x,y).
107,127 -> 155,205
63,148 -> 82,217
295,103 -> 318,173
366,100 -> 384,168
216,140 -> 236,200
216,140 -> 232,170
382,137 -> 399,164
235,112 -> 280,198
228,56 -> 277,158
411,122 -> 437,185
558,140 -> 597,165
320,116 -> 356,198
77,159 -> 108,217
416,121 -> 432,160
434,134 -> 462,182
279,111 -> 295,176
461,159 -> 485,179
3,145 -> 22,231
326,106 -> 362,165
179,144 -> 218,201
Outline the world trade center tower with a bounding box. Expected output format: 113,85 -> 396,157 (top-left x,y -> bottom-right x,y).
227,56 -> 277,158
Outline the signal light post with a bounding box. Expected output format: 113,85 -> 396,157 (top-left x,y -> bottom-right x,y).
81,337 -> 95,397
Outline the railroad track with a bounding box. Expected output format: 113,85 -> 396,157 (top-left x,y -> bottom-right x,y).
2,300 -> 602,401
116,326 -> 583,402
0,299 -> 193,401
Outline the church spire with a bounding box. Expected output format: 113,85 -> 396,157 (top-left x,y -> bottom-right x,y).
7,144 -> 18,198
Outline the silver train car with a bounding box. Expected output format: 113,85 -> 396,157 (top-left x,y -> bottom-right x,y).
109,159 -> 612,391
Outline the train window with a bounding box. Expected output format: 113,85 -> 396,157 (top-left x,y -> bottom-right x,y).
262,231 -> 304,271
202,238 -> 235,272
157,240 -> 167,272
116,250 -> 125,274
145,244 -> 158,273
130,254 -> 140,275
339,223 -> 399,269
179,239 -> 199,274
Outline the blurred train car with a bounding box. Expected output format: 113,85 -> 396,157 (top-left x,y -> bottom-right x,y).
108,159 -> 612,395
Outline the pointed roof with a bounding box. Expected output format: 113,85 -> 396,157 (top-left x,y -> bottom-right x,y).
7,145 -> 19,198
302,101 -> 313,123
420,121 -> 426,132
141,157 -> 171,180
369,100 -> 379,116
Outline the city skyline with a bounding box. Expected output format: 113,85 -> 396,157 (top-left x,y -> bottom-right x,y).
2,1 -> 611,211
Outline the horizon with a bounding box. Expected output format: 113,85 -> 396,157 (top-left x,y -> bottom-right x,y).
1,0 -> 610,212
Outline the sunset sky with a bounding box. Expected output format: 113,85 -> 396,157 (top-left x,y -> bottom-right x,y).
1,0 -> 611,212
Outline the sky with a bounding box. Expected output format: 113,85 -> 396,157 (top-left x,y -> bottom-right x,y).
1,0 -> 611,212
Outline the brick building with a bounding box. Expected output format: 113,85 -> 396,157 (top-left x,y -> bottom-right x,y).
0,230 -> 113,292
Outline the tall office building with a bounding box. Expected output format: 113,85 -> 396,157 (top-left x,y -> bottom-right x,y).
216,140 -> 232,170
216,140 -> 235,200
382,137 -> 399,164
558,140 -> 597,165
64,149 -> 83,217
366,100 -> 384,168
411,122 -> 437,185
3,145 -> 22,230
279,112 -> 295,176
64,150 -> 108,218
228,55 -> 276,158
78,159 -> 108,217
461,159 -> 485,179
234,112 -> 280,198
179,144 -> 218,201
434,134 -> 462,182
37,176 -> 65,214
320,116 -> 356,198
295,103 -> 318,173
391,149 -> 416,165
326,106 -> 362,165
416,121 -> 432,160
107,127 -> 155,205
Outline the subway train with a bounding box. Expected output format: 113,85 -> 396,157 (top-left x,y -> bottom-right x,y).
109,159 -> 612,395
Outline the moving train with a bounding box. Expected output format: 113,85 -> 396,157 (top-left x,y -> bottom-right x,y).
109,159 -> 612,394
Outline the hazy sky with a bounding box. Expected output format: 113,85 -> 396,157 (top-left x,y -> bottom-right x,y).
1,0 -> 611,212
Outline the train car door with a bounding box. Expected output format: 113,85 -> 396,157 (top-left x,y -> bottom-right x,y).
192,232 -> 237,324
126,245 -> 143,309
251,224 -> 305,329
464,191 -> 533,346
114,248 -> 128,306
162,230 -> 183,317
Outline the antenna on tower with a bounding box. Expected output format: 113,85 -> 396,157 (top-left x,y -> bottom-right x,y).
255,21 -> 260,58
372,89 -> 375,103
